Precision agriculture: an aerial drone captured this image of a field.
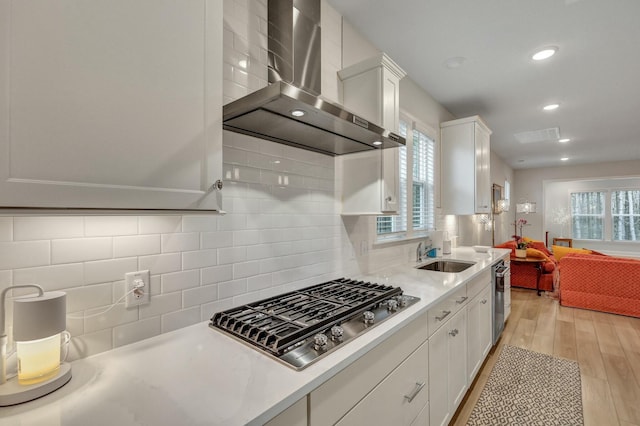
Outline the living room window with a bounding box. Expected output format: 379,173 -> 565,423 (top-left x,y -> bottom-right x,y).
611,189 -> 640,241
377,116 -> 435,239
571,191 -> 604,240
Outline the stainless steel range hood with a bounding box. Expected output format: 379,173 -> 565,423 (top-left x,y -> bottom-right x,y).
222,0 -> 405,156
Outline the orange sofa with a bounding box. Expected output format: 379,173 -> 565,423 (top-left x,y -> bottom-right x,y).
560,253 -> 640,318
494,240 -> 557,292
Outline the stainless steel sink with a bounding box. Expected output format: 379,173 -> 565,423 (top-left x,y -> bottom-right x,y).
416,260 -> 476,273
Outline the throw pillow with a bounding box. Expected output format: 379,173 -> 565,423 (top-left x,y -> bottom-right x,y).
552,245 -> 592,261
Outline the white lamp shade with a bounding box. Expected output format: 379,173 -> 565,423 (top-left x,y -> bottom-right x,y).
516,202 -> 537,214
13,291 -> 66,341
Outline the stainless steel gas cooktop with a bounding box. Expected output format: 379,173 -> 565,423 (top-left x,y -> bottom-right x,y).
209,278 -> 419,370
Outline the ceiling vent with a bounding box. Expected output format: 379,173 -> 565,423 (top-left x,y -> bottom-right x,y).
514,127 -> 560,144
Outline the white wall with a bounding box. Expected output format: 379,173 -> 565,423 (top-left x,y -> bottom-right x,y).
514,159 -> 640,244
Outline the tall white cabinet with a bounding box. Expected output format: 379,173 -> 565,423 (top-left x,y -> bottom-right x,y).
440,116 -> 491,215
338,53 -> 406,215
0,0 -> 223,211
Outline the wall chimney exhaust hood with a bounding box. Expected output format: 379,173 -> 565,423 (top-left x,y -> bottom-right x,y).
222,0 -> 405,156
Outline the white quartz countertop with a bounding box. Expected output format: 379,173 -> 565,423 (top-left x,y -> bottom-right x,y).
1,247 -> 509,426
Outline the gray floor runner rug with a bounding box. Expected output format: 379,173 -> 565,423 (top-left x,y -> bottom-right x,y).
467,344 -> 583,425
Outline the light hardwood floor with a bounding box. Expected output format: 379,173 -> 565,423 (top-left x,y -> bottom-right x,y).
452,288 -> 640,426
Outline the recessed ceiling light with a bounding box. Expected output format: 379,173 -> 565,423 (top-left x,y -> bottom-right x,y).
290,109 -> 306,117
561,157 -> 569,161
543,103 -> 560,111
532,47 -> 558,61
372,141 -> 383,146
559,138 -> 570,143
444,56 -> 467,69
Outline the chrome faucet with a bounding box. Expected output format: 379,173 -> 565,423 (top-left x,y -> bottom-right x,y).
416,242 -> 423,262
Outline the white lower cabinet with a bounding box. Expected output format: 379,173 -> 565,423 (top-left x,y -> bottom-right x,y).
467,285 -> 492,382
310,314 -> 428,426
265,397 -> 307,426
336,341 -> 429,426
428,308 -> 468,426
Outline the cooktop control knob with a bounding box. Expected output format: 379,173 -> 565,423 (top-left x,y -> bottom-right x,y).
313,333 -> 328,351
330,325 -> 344,342
387,299 -> 398,312
363,310 -> 375,325
397,295 -> 409,307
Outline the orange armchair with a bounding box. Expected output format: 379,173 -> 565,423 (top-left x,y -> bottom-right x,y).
560,253 -> 640,318
494,240 -> 557,292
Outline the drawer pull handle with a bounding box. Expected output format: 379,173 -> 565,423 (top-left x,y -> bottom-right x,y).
481,299 -> 488,304
404,381 -> 426,403
455,296 -> 468,304
449,328 -> 459,337
435,310 -> 451,321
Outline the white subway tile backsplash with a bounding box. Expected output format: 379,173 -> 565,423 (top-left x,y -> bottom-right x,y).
233,229 -> 261,246
67,329 -> 113,362
84,303 -> 139,333
183,284 -> 218,308
218,246 -> 246,265
138,253 -> 181,275
14,216 -> 84,241
183,249 -> 218,270
161,270 -> 200,293
65,283 -> 113,312
14,263 -> 84,291
0,241 -> 50,270
84,257 -> 138,285
201,231 -> 233,249
84,216 -> 138,237
0,217 -> 12,241
182,215 -> 218,232
202,299 -> 234,321
113,317 -> 161,348
218,279 -> 247,299
247,273 -> 272,292
114,235 -> 161,258
201,265 -> 233,286
52,237 -> 112,264
139,292 -> 182,319
233,260 -> 260,279
139,215 -> 181,234
0,270 -> 11,289
161,232 -> 200,253
161,307 -> 201,333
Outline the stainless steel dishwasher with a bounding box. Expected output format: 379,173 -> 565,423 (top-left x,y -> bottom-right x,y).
492,260 -> 510,345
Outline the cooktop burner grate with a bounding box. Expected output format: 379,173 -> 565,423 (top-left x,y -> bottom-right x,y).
210,278 -> 418,365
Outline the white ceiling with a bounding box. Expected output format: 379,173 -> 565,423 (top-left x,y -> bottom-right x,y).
328,0 -> 640,169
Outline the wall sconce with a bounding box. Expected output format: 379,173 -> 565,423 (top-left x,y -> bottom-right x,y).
516,201 -> 536,214
497,199 -> 510,213
0,285 -> 71,406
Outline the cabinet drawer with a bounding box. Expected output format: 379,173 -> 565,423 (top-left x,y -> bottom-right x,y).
337,340 -> 429,426
310,313 -> 428,426
466,269 -> 491,300
427,286 -> 467,337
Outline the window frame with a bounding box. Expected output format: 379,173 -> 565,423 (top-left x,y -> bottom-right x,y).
376,113 -> 437,243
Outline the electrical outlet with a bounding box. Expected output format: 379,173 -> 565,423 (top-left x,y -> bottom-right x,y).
125,270 -> 150,308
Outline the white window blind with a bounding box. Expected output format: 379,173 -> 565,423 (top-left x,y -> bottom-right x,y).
377,118 -> 435,239
571,191 -> 604,240
611,189 -> 640,241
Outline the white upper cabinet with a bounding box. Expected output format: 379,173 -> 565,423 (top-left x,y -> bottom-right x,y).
0,0 -> 223,211
338,54 -> 405,215
440,116 -> 491,215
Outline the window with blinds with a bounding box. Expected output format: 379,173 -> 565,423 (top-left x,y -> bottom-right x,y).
612,189 -> 640,241
571,191 -> 604,240
377,117 -> 435,239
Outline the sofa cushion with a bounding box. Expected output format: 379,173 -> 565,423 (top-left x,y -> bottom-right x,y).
552,245 -> 592,261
